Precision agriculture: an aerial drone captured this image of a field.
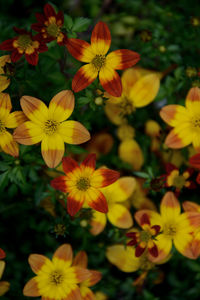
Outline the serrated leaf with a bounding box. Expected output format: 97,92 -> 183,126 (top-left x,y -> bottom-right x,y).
64,15 -> 73,29
72,17 -> 91,32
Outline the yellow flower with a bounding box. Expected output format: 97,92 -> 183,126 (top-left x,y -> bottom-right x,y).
117,124 -> 135,141
0,93 -> 27,157
0,261 -> 10,296
160,86 -> 200,151
89,177 -> 135,235
0,55 -> 11,92
104,67 -> 160,125
135,192 -> 200,260
23,244 -> 91,299
13,90 -> 90,168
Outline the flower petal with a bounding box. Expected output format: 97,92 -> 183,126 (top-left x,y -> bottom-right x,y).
107,204 -> 133,228
160,192 -> 180,221
91,168 -> 120,188
0,93 -> 12,121
183,201 -> 200,212
53,244 -> 73,265
48,90 -> 75,122
58,120 -> 90,144
119,139 -> 144,170
185,86 -> 200,109
81,153 -> 96,169
20,95 -> 48,125
0,131 -> 19,157
62,286 -> 82,300
51,176 -> 68,192
73,266 -> 91,283
86,188 -> 108,213
72,64 -> 98,93
86,270 -> 102,287
73,251 -> 88,268
66,38 -> 95,62
0,281 -> 10,296
80,286 -> 95,300
67,193 -> 85,216
28,254 -> 49,274
5,111 -> 27,128
41,134 -> 64,168
106,49 -> 140,70
13,121 -> 43,145
90,210 -> 107,235
189,153 -> 200,169
99,65 -> 122,97
23,277 -> 40,297
165,128 -> 191,149
129,74 -> 160,107
0,76 -> 10,93
91,21 -> 111,55
160,105 -> 189,127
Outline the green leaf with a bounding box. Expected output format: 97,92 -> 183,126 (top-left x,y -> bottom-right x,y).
132,171 -> 149,179
78,97 -> 91,106
72,17 -> 91,32
64,15 -> 73,30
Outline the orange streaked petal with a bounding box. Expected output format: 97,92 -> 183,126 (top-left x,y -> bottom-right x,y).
87,270 -> 102,287
13,121 -> 43,145
164,128 -> 190,149
0,131 -> 19,157
73,266 -> 91,283
48,90 -> 75,122
59,120 -> 90,145
41,134 -> 64,168
72,64 -> 98,93
0,281 -> 10,296
23,277 -> 40,297
159,105 -> 188,127
0,93 -> 12,121
28,254 -> 49,274
73,251 -> 88,268
86,187 -> 108,213
99,65 -> 122,97
173,232 -> 193,258
53,244 -> 73,265
66,38 -> 95,62
183,201 -> 200,212
189,153 -> 200,169
80,286 -> 94,300
81,153 -> 96,169
90,210 -> 107,235
91,168 -> 120,188
20,95 -> 48,125
185,86 -> 200,109
0,75 -> 10,93
106,49 -> 140,70
62,156 -> 79,174
107,203 -> 133,228
5,111 -> 27,128
129,74 -> 160,107
160,191 -> 180,220
63,286 -> 82,300
91,21 -> 111,55
67,193 -> 85,216
51,175 -> 68,192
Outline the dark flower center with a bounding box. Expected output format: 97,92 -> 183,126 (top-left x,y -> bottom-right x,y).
44,119 -> 59,135
49,270 -> 64,285
76,177 -> 90,191
92,55 -> 106,71
17,35 -> 32,50
46,24 -> 60,37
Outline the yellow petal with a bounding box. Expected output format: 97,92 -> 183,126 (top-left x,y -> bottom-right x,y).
0,93 -> 12,121
5,111 -> 27,128
41,134 -> 64,168
129,74 -> 160,107
107,203 -> 133,228
0,76 -> 10,93
0,281 -> 10,296
90,210 -> 107,235
0,261 -> 5,279
58,120 -> 90,144
13,121 -> 44,145
104,102 -> 125,125
160,192 -> 181,221
118,139 -> 144,170
0,130 -> 19,157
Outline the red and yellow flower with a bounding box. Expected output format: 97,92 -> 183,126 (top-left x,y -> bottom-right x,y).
23,244 -> 91,299
164,163 -> 196,194
104,67 -> 160,125
51,153 -> 120,216
160,86 -> 200,151
31,3 -> 67,45
89,176 -> 135,235
72,251 -> 102,300
0,27 -> 48,65
135,192 -> 200,260
66,21 -> 140,97
0,93 -> 27,157
126,213 -> 161,257
13,90 -> 90,168
0,55 -> 11,92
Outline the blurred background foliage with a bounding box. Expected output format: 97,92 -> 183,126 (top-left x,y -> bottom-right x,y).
1,0 -> 200,299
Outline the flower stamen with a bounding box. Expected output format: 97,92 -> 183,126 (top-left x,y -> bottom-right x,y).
49,270 -> 64,285
76,177 -> 90,191
44,119 -> 59,136
92,55 -> 106,71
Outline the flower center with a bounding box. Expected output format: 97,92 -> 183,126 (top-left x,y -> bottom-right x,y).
44,119 -> 59,135
192,116 -> 200,128
92,55 -> 106,71
0,120 -> 6,134
119,97 -> 134,115
172,175 -> 186,189
164,223 -> 177,237
140,230 -> 152,243
17,35 -> 32,50
46,23 -> 60,37
76,177 -> 90,191
49,270 -> 64,285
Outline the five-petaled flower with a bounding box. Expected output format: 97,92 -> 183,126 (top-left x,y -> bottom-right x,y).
0,27 -> 48,65
160,86 -> 200,151
23,244 -> 91,299
51,153 -> 120,216
126,213 -> 161,257
66,21 -> 140,97
0,93 -> 27,157
13,90 -> 90,168
31,3 -> 68,45
135,191 -> 200,260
